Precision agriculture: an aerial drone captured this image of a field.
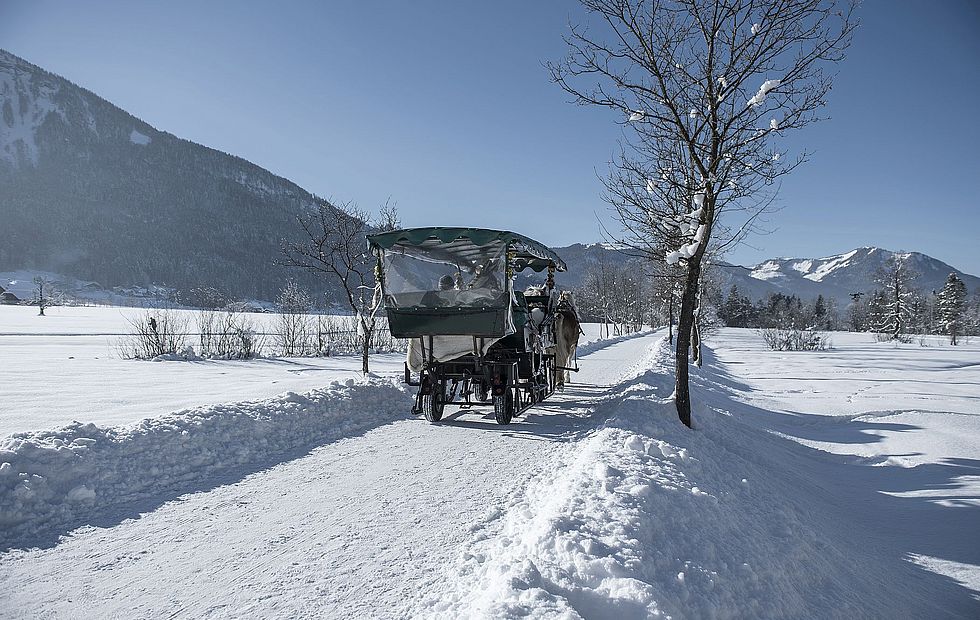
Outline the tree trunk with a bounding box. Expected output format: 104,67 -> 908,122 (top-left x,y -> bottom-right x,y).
668,298 -> 674,344
674,258 -> 702,428
691,318 -> 701,367
361,328 -> 371,374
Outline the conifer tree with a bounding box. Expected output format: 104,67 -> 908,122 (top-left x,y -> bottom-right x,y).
872,255 -> 918,341
937,273 -> 968,345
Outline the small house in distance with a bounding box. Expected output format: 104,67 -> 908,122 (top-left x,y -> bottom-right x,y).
1,290 -> 21,304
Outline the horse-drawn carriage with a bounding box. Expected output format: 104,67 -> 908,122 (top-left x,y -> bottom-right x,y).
367,227 -> 581,425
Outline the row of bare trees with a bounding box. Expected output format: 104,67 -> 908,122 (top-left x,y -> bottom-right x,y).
576,259 -> 651,336
550,0 -> 857,426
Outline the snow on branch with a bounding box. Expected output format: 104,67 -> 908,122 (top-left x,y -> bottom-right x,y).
747,79 -> 781,107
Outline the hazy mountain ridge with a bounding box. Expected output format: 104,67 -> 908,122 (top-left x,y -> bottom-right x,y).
0,49 -> 332,302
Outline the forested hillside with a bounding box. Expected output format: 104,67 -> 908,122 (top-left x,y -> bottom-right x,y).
0,49 -> 332,302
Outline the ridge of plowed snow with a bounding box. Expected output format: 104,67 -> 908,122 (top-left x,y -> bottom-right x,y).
0,377 -> 411,549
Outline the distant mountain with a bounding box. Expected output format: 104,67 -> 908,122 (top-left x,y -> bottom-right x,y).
517,243 -> 640,289
716,247 -> 980,304
0,49 -> 331,302
543,243 -> 980,304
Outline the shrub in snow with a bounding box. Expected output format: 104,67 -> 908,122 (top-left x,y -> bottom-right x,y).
874,331 -> 913,344
118,309 -> 189,359
758,327 -> 828,351
197,310 -> 263,359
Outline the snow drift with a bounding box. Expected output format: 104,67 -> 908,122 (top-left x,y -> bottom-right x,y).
0,378 -> 411,549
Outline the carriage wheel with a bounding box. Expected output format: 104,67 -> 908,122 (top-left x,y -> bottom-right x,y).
421,378 -> 447,422
493,390 -> 515,425
422,391 -> 445,422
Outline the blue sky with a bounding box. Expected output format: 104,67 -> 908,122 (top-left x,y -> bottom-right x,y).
2,0 -> 978,273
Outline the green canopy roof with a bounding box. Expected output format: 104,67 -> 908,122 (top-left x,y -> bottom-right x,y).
367,227 -> 566,272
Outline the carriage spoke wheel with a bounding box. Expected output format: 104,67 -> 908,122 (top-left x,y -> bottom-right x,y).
493,389 -> 515,425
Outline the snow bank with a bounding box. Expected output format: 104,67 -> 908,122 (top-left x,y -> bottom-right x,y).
423,337 -> 956,618
0,378 -> 411,548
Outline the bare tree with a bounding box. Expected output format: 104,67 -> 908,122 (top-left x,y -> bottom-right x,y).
551,0 -> 856,426
281,200 -> 399,373
275,280 -> 313,356
119,309 -> 189,359
32,276 -> 49,316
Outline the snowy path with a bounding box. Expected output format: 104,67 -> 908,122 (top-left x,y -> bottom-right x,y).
0,331 -> 660,618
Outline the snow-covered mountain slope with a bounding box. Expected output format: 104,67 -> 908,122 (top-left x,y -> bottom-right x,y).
0,49 -> 335,302
725,246 -> 980,303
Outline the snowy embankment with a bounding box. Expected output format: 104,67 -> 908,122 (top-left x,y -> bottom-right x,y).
422,334 -> 979,618
0,378 -> 411,550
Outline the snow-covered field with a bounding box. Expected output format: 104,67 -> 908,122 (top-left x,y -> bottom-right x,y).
1,320 -> 978,618
0,305 -> 621,435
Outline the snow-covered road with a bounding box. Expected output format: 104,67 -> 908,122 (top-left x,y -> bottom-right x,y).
0,330 -> 661,618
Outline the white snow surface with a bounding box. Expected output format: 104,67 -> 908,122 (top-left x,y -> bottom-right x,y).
0,306 -> 407,436
1,327 -> 978,618
749,260 -> 788,280
804,248 -> 859,281
749,249 -> 861,284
